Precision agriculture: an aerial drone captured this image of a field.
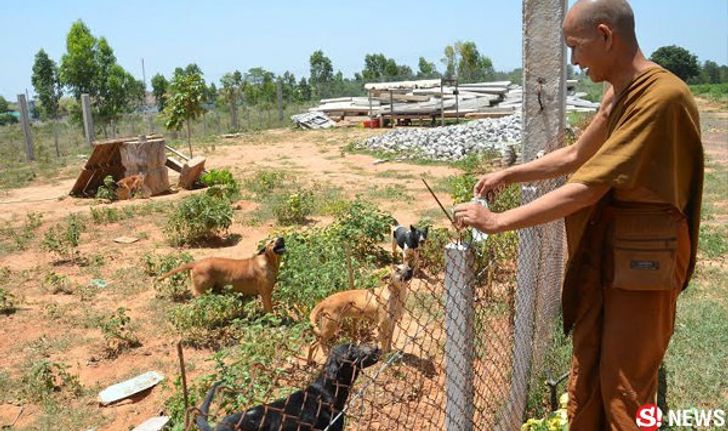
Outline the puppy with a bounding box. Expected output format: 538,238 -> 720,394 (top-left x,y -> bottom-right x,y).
308,264 -> 414,362
157,237 -> 285,312
115,174 -> 147,200
196,343 -> 380,431
392,224 -> 428,267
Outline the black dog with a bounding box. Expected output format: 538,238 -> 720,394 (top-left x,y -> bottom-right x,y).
392,224 -> 429,265
196,344 -> 380,431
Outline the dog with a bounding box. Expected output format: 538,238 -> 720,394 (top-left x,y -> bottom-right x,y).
392,224 -> 428,268
196,343 -> 380,431
157,237 -> 285,312
307,264 -> 414,362
115,174 -> 147,200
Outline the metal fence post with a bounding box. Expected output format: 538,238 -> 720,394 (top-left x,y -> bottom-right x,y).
444,242 -> 475,431
17,94 -> 34,162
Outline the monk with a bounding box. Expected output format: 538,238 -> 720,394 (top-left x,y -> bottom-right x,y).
453,1 -> 703,429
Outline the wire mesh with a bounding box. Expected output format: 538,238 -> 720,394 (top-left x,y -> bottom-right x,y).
191,197 -> 565,430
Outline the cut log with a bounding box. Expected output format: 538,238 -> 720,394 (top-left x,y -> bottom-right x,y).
178,156 -> 206,190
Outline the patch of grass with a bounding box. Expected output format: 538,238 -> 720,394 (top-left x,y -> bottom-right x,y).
367,184 -> 414,202
698,224 -> 728,259
376,170 -> 417,180
89,205 -> 121,224
691,83 -> 728,107
44,271 -> 73,294
243,170 -> 289,196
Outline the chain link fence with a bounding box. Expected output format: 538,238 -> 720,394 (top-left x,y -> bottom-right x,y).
190,183 -> 565,431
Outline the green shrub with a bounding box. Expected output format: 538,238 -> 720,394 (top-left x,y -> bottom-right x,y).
0,212 -> 43,251
201,168 -> 240,201
243,170 -> 289,196
90,206 -> 120,224
21,360 -> 82,402
99,307 -> 140,358
168,289 -> 255,347
41,213 -> 85,261
165,317 -> 308,428
165,193 -> 233,246
328,198 -> 396,259
95,175 -> 117,201
44,272 -> 73,294
273,189 -> 315,225
145,252 -> 195,301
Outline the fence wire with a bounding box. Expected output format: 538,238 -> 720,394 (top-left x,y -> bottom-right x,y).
191,181 -> 565,431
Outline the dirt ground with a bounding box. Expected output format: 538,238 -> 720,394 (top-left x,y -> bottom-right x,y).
0,98 -> 725,430
0,127 -> 462,430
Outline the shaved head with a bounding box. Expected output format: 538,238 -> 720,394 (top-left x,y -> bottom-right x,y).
568,0 -> 637,44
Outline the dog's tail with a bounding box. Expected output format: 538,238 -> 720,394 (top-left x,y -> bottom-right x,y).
195,381 -> 222,431
156,263 -> 195,281
309,302 -> 325,337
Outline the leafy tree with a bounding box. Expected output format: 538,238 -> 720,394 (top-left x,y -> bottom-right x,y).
220,70 -> 243,130
207,82 -> 218,106
164,71 -> 206,156
243,67 -> 276,106
361,53 -> 414,82
151,73 -> 168,112
441,41 -> 495,83
59,20 -> 98,99
650,45 -> 700,82
297,77 -> 312,101
700,60 -> 722,84
0,96 -> 8,112
417,57 -> 440,79
32,49 -> 64,155
309,50 -> 334,98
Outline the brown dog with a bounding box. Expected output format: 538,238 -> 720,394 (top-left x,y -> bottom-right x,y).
157,237 -> 286,312
307,264 -> 414,362
116,174 -> 147,200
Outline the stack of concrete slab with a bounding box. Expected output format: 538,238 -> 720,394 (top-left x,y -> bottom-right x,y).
302,78 -> 599,125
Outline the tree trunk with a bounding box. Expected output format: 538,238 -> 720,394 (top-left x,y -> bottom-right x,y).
186,121 -> 193,157
53,117 -> 60,157
230,101 -> 238,131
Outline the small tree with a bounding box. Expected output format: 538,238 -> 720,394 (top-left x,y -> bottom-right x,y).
220,71 -> 243,130
151,73 -> 168,112
309,50 -> 334,98
32,49 -> 64,156
650,45 -> 700,82
164,71 -> 206,157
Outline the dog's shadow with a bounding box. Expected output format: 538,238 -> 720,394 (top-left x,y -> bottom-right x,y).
190,233 -> 243,249
396,352 -> 437,378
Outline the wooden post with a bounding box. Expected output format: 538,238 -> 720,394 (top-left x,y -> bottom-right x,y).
81,93 -> 95,146
276,80 -> 284,124
389,90 -> 394,128
368,89 -> 373,119
454,79 -> 460,124
17,94 -> 34,162
440,80 -> 445,126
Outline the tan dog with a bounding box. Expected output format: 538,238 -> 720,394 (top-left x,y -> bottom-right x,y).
116,174 -> 147,200
157,237 -> 286,312
307,264 -> 414,362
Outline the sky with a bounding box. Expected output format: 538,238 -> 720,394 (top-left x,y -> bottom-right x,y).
1,0 -> 727,99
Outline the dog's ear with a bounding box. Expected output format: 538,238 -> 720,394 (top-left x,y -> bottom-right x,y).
410,225 -> 416,231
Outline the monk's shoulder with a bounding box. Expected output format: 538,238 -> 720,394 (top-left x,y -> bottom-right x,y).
643,69 -> 693,105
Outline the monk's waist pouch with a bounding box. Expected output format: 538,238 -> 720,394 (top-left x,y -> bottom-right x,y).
604,203 -> 685,291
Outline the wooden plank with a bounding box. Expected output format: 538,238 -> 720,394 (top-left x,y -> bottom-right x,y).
178,157 -> 206,190
132,416 -> 170,431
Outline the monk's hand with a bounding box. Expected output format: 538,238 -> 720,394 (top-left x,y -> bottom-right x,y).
473,170 -> 508,202
453,202 -> 500,233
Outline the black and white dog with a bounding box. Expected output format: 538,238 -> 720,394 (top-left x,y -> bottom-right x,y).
195,344 -> 380,431
391,224 -> 429,267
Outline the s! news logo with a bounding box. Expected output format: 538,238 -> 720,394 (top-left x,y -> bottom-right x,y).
636,403 -> 726,429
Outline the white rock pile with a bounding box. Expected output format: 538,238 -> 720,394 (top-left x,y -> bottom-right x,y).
354,114 -> 522,162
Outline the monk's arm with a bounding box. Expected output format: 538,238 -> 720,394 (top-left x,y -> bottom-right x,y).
456,182 -> 609,234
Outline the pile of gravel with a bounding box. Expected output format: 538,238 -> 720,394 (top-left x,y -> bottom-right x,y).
354,114 -> 522,161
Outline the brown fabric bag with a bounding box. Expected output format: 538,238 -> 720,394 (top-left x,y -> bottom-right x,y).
605,203 -> 685,291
